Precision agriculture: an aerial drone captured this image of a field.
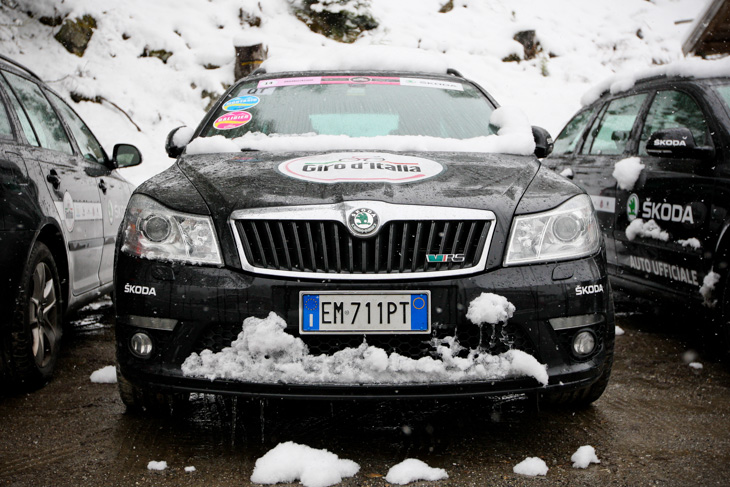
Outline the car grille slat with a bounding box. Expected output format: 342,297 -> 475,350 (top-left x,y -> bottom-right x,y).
236,218 -> 491,277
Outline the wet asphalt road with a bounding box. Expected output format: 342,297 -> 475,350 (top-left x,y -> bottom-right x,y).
1,298 -> 729,487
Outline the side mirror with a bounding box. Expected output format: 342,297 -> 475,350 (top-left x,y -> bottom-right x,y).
646,128 -> 714,160
112,144 -> 142,168
165,126 -> 193,159
532,126 -> 554,158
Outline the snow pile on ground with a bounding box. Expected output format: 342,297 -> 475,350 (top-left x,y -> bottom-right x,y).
250,441 -> 359,487
185,466 -> 196,472
465,292 -> 516,325
699,270 -> 720,308
612,157 -> 644,190
182,311 -> 549,386
571,445 -> 601,469
0,0 -> 705,185
689,362 -> 703,370
677,238 -> 701,249
615,325 -> 625,336
384,458 -> 448,485
626,219 -> 669,242
147,460 -> 167,471
513,457 -> 548,476
89,365 -> 117,384
186,105 -> 535,156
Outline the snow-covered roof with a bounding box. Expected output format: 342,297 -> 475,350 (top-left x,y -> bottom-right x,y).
259,45 -> 450,75
581,56 -> 730,106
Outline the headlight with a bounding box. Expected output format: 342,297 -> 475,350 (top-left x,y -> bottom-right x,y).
504,194 -> 600,266
120,194 -> 223,265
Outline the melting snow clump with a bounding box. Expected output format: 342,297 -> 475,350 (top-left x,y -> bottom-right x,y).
185,466 -> 196,472
677,238 -> 701,249
385,458 -> 448,485
182,310 -> 549,385
689,362 -> 703,370
90,365 -> 117,384
571,445 -> 600,468
699,270 -> 720,308
615,326 -> 625,336
250,441 -> 359,487
466,292 -> 516,325
147,461 -> 167,471
625,219 -> 669,242
513,457 -> 548,476
612,157 -> 644,190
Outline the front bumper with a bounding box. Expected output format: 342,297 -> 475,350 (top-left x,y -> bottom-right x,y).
115,251 -> 614,399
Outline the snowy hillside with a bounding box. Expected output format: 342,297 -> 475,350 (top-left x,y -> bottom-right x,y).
0,0 -> 707,185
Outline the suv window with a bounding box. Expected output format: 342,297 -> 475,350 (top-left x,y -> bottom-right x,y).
0,102 -> 11,138
0,73 -> 38,146
3,71 -> 72,155
638,90 -> 710,155
49,92 -> 107,164
581,94 -> 647,156
552,108 -> 595,155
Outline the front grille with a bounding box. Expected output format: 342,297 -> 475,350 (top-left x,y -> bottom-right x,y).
235,219 -> 490,275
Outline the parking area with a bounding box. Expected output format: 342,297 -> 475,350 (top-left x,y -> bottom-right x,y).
0,300 -> 728,486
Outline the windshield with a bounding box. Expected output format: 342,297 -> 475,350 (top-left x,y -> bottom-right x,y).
200,75 -> 497,140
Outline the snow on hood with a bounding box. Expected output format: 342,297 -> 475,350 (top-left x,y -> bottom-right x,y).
581,56 -> 730,106
186,106 -> 536,156
258,45 -> 450,75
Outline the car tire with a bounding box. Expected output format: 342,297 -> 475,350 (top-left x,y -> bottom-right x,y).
117,368 -> 189,416
5,241 -> 63,388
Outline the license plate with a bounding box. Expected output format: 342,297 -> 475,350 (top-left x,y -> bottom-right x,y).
299,291 -> 431,334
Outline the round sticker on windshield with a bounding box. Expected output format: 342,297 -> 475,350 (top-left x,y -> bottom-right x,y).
213,111 -> 252,130
223,96 -> 260,111
278,152 -> 444,184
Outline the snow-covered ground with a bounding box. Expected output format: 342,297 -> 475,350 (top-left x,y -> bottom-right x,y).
0,0 -> 707,185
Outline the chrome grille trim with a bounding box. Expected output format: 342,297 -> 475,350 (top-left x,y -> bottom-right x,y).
229,201 -> 496,280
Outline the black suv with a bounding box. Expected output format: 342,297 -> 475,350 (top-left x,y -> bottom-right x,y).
0,56 -> 141,388
115,68 -> 614,412
546,71 -> 730,348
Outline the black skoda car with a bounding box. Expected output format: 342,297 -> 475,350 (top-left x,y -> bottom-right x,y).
114,67 -> 614,412
0,56 -> 141,388
546,70 -> 730,351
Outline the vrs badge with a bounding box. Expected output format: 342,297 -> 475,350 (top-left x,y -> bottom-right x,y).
627,193 -> 639,221
349,208 -> 379,236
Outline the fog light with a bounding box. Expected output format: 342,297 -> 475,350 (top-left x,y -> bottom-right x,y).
131,332 -> 153,357
572,330 -> 596,357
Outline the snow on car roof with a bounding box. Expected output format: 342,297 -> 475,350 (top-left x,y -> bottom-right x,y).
256,45 -> 450,75
581,56 -> 730,106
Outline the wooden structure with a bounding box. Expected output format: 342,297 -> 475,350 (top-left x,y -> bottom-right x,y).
683,0 -> 730,57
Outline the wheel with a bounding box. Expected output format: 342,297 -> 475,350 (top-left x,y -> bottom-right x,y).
5,242 -> 63,388
118,368 -> 189,416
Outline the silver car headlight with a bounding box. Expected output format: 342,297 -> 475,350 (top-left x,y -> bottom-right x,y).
120,194 -> 223,266
504,194 -> 600,266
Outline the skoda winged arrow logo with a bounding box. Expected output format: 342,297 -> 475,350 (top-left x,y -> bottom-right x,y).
627,193 -> 639,221
348,208 -> 379,236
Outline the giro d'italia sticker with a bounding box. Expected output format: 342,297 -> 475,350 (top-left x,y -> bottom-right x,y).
278,153 -> 444,184
222,96 -> 260,111
213,111 -> 252,130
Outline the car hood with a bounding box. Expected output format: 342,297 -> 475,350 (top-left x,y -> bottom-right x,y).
176,151 -> 541,219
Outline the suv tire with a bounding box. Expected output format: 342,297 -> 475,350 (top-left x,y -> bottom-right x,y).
6,241 -> 62,388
